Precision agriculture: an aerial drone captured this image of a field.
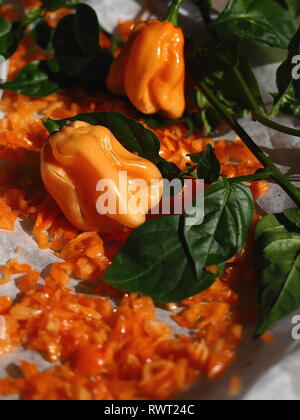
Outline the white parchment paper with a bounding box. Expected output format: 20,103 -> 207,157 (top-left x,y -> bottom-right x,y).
1,0 -> 300,400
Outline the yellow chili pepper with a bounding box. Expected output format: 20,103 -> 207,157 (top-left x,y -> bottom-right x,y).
41,121 -> 163,232
106,0 -> 186,120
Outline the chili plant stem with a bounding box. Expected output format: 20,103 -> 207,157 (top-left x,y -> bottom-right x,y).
179,164 -> 198,178
165,0 -> 186,26
199,81 -> 300,206
228,171 -> 272,184
232,66 -> 300,138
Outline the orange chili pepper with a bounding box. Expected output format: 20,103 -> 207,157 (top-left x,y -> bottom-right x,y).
107,0 -> 186,119
41,121 -> 163,232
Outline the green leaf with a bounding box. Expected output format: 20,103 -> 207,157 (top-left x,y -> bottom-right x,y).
256,208 -> 300,240
53,4 -> 112,87
29,17 -> 54,53
40,0 -> 80,11
162,264 -> 224,303
187,144 -> 221,183
212,0 -> 298,49
255,208 -> 300,336
103,215 -> 224,303
1,61 -> 59,97
278,0 -> 300,17
0,6 -> 42,59
0,17 -> 24,59
43,112 -> 180,179
53,14 -> 88,78
104,178 -> 253,302
103,178 -> 253,302
185,179 -> 254,277
273,84 -> 300,118
74,3 -> 100,56
24,7 -> 42,25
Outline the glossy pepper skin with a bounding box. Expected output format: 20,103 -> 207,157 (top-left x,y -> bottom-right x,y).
41,121 -> 163,232
106,19 -> 185,120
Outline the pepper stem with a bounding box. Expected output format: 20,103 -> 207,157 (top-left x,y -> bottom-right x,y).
232,66 -> 300,138
165,0 -> 186,26
198,82 -> 300,207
